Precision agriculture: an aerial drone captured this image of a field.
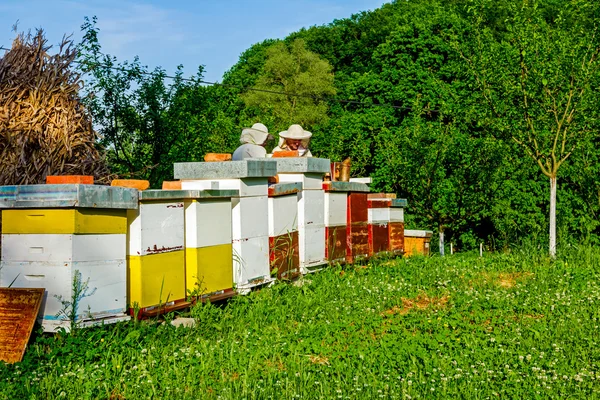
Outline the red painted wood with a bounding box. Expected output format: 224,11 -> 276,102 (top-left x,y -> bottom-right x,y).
348,193 -> 368,223
369,223 -> 390,256
325,225 -> 347,262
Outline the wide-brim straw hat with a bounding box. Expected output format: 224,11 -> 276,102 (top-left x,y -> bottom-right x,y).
279,124 -> 312,140
240,123 -> 274,145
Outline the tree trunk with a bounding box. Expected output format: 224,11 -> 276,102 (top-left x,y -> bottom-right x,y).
549,175 -> 557,258
439,225 -> 445,257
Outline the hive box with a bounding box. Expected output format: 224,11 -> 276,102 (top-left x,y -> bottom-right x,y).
0,184 -> 137,332
404,229 -> 433,256
268,158 -> 330,273
174,161 -> 277,293
324,192 -> 347,263
368,198 -> 391,256
389,199 -> 408,255
127,190 -> 186,314
182,190 -> 238,302
322,181 -> 371,264
268,183 -> 301,280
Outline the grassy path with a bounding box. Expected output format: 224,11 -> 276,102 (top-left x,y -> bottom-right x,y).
2,247 -> 600,399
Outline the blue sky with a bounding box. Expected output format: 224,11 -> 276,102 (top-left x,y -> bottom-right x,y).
0,0 -> 390,83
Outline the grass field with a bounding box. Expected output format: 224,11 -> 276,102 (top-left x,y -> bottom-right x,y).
1,246 -> 600,399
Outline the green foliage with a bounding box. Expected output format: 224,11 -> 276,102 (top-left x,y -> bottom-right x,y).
77,17 -> 240,187
240,39 -> 336,132
74,1 -> 600,248
2,248 -> 600,398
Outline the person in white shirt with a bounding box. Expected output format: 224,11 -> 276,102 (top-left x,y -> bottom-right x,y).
232,123 -> 274,160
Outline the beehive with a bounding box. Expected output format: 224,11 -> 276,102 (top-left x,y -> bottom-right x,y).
183,190 -> 238,302
403,229 -> 433,256
389,199 -> 407,255
127,190 -> 186,315
323,181 -> 371,263
268,183 -> 301,280
174,160 -> 277,293
270,158 -> 329,274
324,191 -> 347,263
0,184 -> 137,332
368,198 -> 391,256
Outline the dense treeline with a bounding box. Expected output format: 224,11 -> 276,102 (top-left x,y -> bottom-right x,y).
74,1 -> 600,252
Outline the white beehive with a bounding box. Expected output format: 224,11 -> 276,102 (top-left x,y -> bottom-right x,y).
0,184 -> 137,332
324,192 -> 348,227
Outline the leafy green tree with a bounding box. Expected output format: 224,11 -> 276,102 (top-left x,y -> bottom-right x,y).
460,0 -> 600,256
240,39 -> 336,132
78,17 -> 239,186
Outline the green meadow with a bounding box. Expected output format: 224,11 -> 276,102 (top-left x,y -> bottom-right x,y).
2,247 -> 599,399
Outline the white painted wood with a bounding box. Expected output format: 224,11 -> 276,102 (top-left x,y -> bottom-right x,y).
324,192 -> 347,227
298,225 -> 326,268
1,234 -> 126,262
127,201 -> 185,256
298,189 -> 325,227
268,195 -> 298,237
1,259 -> 127,332
349,177 -> 372,184
390,208 -> 404,223
185,199 -> 232,248
368,208 -> 391,224
277,173 -> 323,190
181,178 -> 268,197
232,236 -> 271,287
231,196 -> 268,240
404,230 -> 433,238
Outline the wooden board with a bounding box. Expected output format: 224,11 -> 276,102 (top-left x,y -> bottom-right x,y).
0,288 -> 44,364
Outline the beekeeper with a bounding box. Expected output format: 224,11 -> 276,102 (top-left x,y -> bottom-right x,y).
272,124 -> 313,157
232,123 -> 274,160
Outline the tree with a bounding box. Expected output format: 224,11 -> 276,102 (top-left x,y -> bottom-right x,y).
78,17 -> 239,186
240,39 -> 336,132
460,0 -> 600,257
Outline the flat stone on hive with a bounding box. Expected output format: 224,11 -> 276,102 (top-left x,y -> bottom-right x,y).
0,184 -> 139,209
322,181 -> 370,193
267,157 -> 330,174
174,160 -> 277,180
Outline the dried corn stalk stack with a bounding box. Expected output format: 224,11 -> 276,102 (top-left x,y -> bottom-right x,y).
0,29 -> 108,186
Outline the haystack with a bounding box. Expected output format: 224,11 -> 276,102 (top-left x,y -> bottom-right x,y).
0,29 -> 108,185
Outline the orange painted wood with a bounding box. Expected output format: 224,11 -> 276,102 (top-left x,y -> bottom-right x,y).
271,150 -> 299,158
110,179 -> 150,190
389,222 -> 405,254
162,181 -> 182,190
368,193 -> 396,199
404,235 -> 431,257
0,288 -> 44,364
46,175 -> 94,184
346,222 -> 369,263
204,153 -> 232,162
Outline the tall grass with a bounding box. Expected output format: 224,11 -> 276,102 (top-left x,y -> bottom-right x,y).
1,246 -> 599,399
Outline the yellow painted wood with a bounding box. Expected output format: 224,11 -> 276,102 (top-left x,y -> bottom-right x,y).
2,209 -> 127,234
186,244 -> 233,296
127,250 -> 186,309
